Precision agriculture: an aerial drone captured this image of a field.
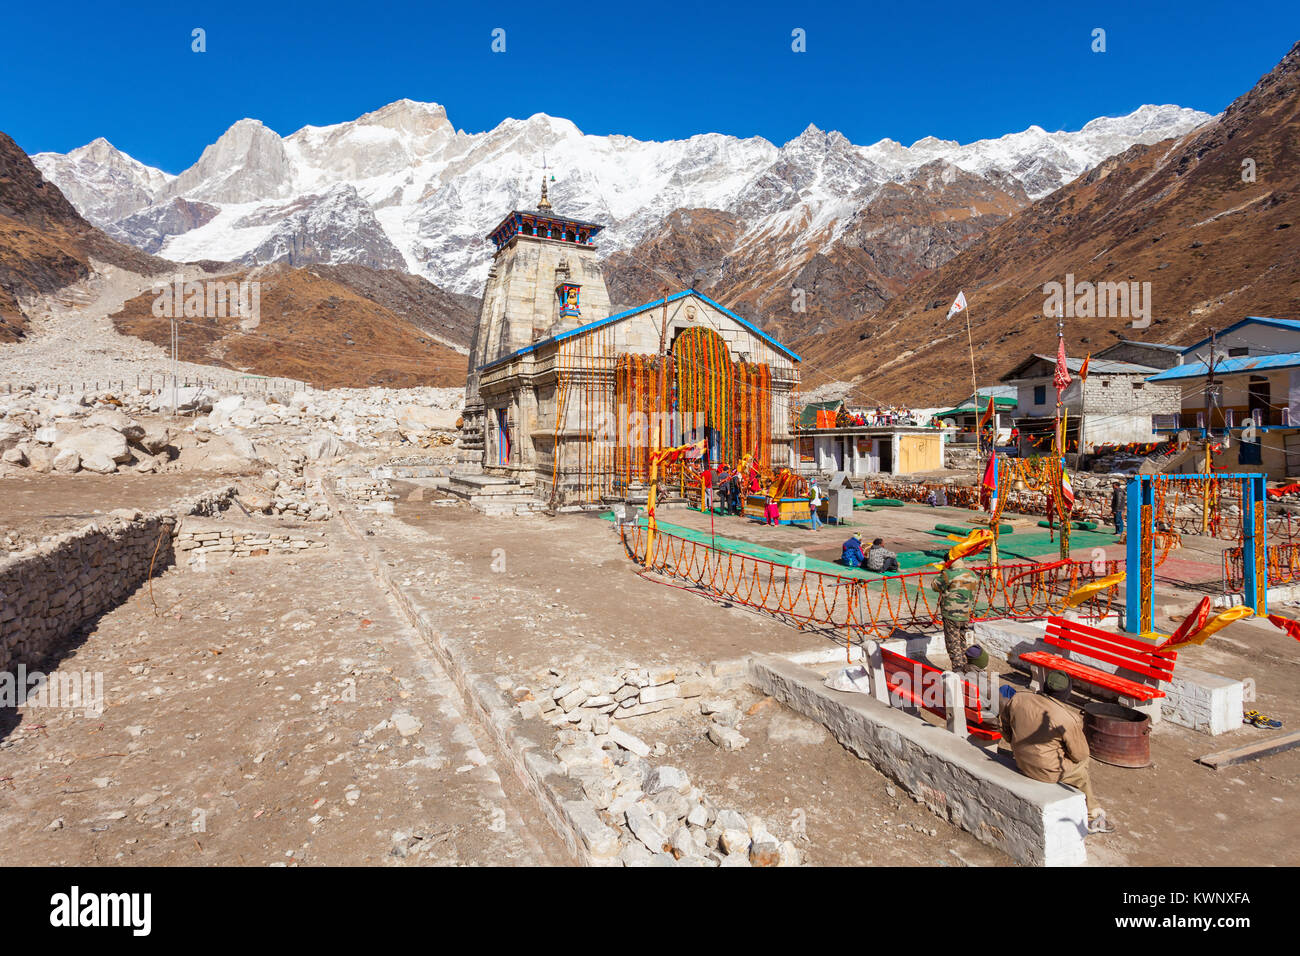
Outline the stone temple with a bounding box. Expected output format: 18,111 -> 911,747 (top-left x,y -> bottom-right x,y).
453,178 -> 801,511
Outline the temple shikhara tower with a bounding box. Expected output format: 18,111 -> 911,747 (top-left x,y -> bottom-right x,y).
454,175 -> 801,511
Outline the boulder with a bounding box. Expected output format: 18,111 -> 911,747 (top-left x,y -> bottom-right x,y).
0,421 -> 27,453
208,395 -> 244,426
175,434 -> 262,474
396,405 -> 459,432
86,408 -> 145,442
53,448 -> 81,473
304,431 -> 343,461
56,426 -> 132,464
2,445 -> 27,466
134,422 -> 174,455
26,445 -> 56,473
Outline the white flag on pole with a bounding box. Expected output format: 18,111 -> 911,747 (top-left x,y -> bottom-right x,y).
946,291 -> 968,320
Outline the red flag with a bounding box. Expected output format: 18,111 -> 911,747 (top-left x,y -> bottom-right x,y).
981,454 -> 996,491
1267,613 -> 1300,642
1053,337 -> 1072,391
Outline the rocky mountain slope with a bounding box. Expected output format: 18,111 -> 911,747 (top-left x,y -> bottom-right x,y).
798,41 -> 1300,405
0,133 -> 168,342
32,101 -> 1211,305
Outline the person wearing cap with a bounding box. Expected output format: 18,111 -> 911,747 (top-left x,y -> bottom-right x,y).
865,537 -> 899,572
932,555 -> 979,671
841,532 -> 865,568
1000,672 -> 1113,833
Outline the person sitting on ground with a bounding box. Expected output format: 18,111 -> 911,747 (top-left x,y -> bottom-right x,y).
841,532 -> 865,567
934,485 -> 948,507
926,488 -> 939,507
1000,671 -> 1113,833
864,537 -> 899,572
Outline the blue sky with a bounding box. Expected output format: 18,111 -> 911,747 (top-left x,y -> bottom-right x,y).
2,1 -> 1296,172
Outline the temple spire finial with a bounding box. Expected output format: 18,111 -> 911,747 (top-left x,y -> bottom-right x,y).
538,171 -> 551,210
537,152 -> 552,210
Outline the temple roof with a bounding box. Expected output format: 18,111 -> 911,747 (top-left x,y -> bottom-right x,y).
479,289 -> 802,372
486,209 -> 604,251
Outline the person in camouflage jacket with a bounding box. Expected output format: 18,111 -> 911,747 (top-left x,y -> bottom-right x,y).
932,556 -> 980,671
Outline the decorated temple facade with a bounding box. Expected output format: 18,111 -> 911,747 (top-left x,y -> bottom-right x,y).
456,180 -> 802,508
474,290 -> 801,506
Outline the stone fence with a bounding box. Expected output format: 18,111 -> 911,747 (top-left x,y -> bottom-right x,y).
174,520 -> 328,565
0,486 -> 235,673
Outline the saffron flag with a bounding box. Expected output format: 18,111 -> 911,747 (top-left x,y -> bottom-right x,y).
1053,337 -> 1072,391
976,395 -> 995,431
945,291 -> 967,320
1079,353 -> 1091,384
1060,467 -> 1075,509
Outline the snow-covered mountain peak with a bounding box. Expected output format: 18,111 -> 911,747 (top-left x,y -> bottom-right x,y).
31,99 -> 1213,295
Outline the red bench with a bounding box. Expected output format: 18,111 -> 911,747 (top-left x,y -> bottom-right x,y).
879,646 -> 1001,741
1020,616 -> 1179,707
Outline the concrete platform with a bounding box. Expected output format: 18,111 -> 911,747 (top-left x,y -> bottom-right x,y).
748,654 -> 1088,866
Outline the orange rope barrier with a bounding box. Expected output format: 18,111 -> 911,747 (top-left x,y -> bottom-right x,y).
619,522 -> 1121,642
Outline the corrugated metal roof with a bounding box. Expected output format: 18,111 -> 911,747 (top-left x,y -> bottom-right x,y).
935,397 -> 1018,418
1025,354 -> 1158,375
1147,351 -> 1300,381
1179,316 -> 1300,355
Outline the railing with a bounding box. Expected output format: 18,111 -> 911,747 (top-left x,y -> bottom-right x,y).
620,521 -> 1122,642
1223,540 -> 1300,591
1,374 -> 310,397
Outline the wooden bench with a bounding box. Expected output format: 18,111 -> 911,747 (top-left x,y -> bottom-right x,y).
1020,616 -> 1179,710
879,646 -> 1001,741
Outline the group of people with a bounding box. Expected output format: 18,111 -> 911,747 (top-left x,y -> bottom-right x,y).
700,463 -> 759,516
840,533 -> 899,571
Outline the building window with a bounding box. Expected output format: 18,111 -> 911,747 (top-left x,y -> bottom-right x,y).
1034,385 -> 1046,405
1229,347 -> 1249,356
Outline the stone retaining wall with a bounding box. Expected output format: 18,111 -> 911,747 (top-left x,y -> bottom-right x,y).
174,521 -> 328,564
0,487 -> 235,672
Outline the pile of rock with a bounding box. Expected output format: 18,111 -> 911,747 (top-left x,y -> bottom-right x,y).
524,666 -> 727,730
0,397 -> 175,475
335,475 -> 397,504
551,726 -> 801,867
237,476 -> 331,521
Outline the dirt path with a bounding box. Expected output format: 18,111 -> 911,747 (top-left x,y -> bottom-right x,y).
0,521 -> 565,866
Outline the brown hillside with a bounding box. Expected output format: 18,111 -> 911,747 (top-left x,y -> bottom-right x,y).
798,41 -> 1300,406
111,265 -> 468,388
603,163 -> 1029,345
0,131 -> 169,342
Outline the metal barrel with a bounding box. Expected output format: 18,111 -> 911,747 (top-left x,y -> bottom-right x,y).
1083,701 -> 1152,768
